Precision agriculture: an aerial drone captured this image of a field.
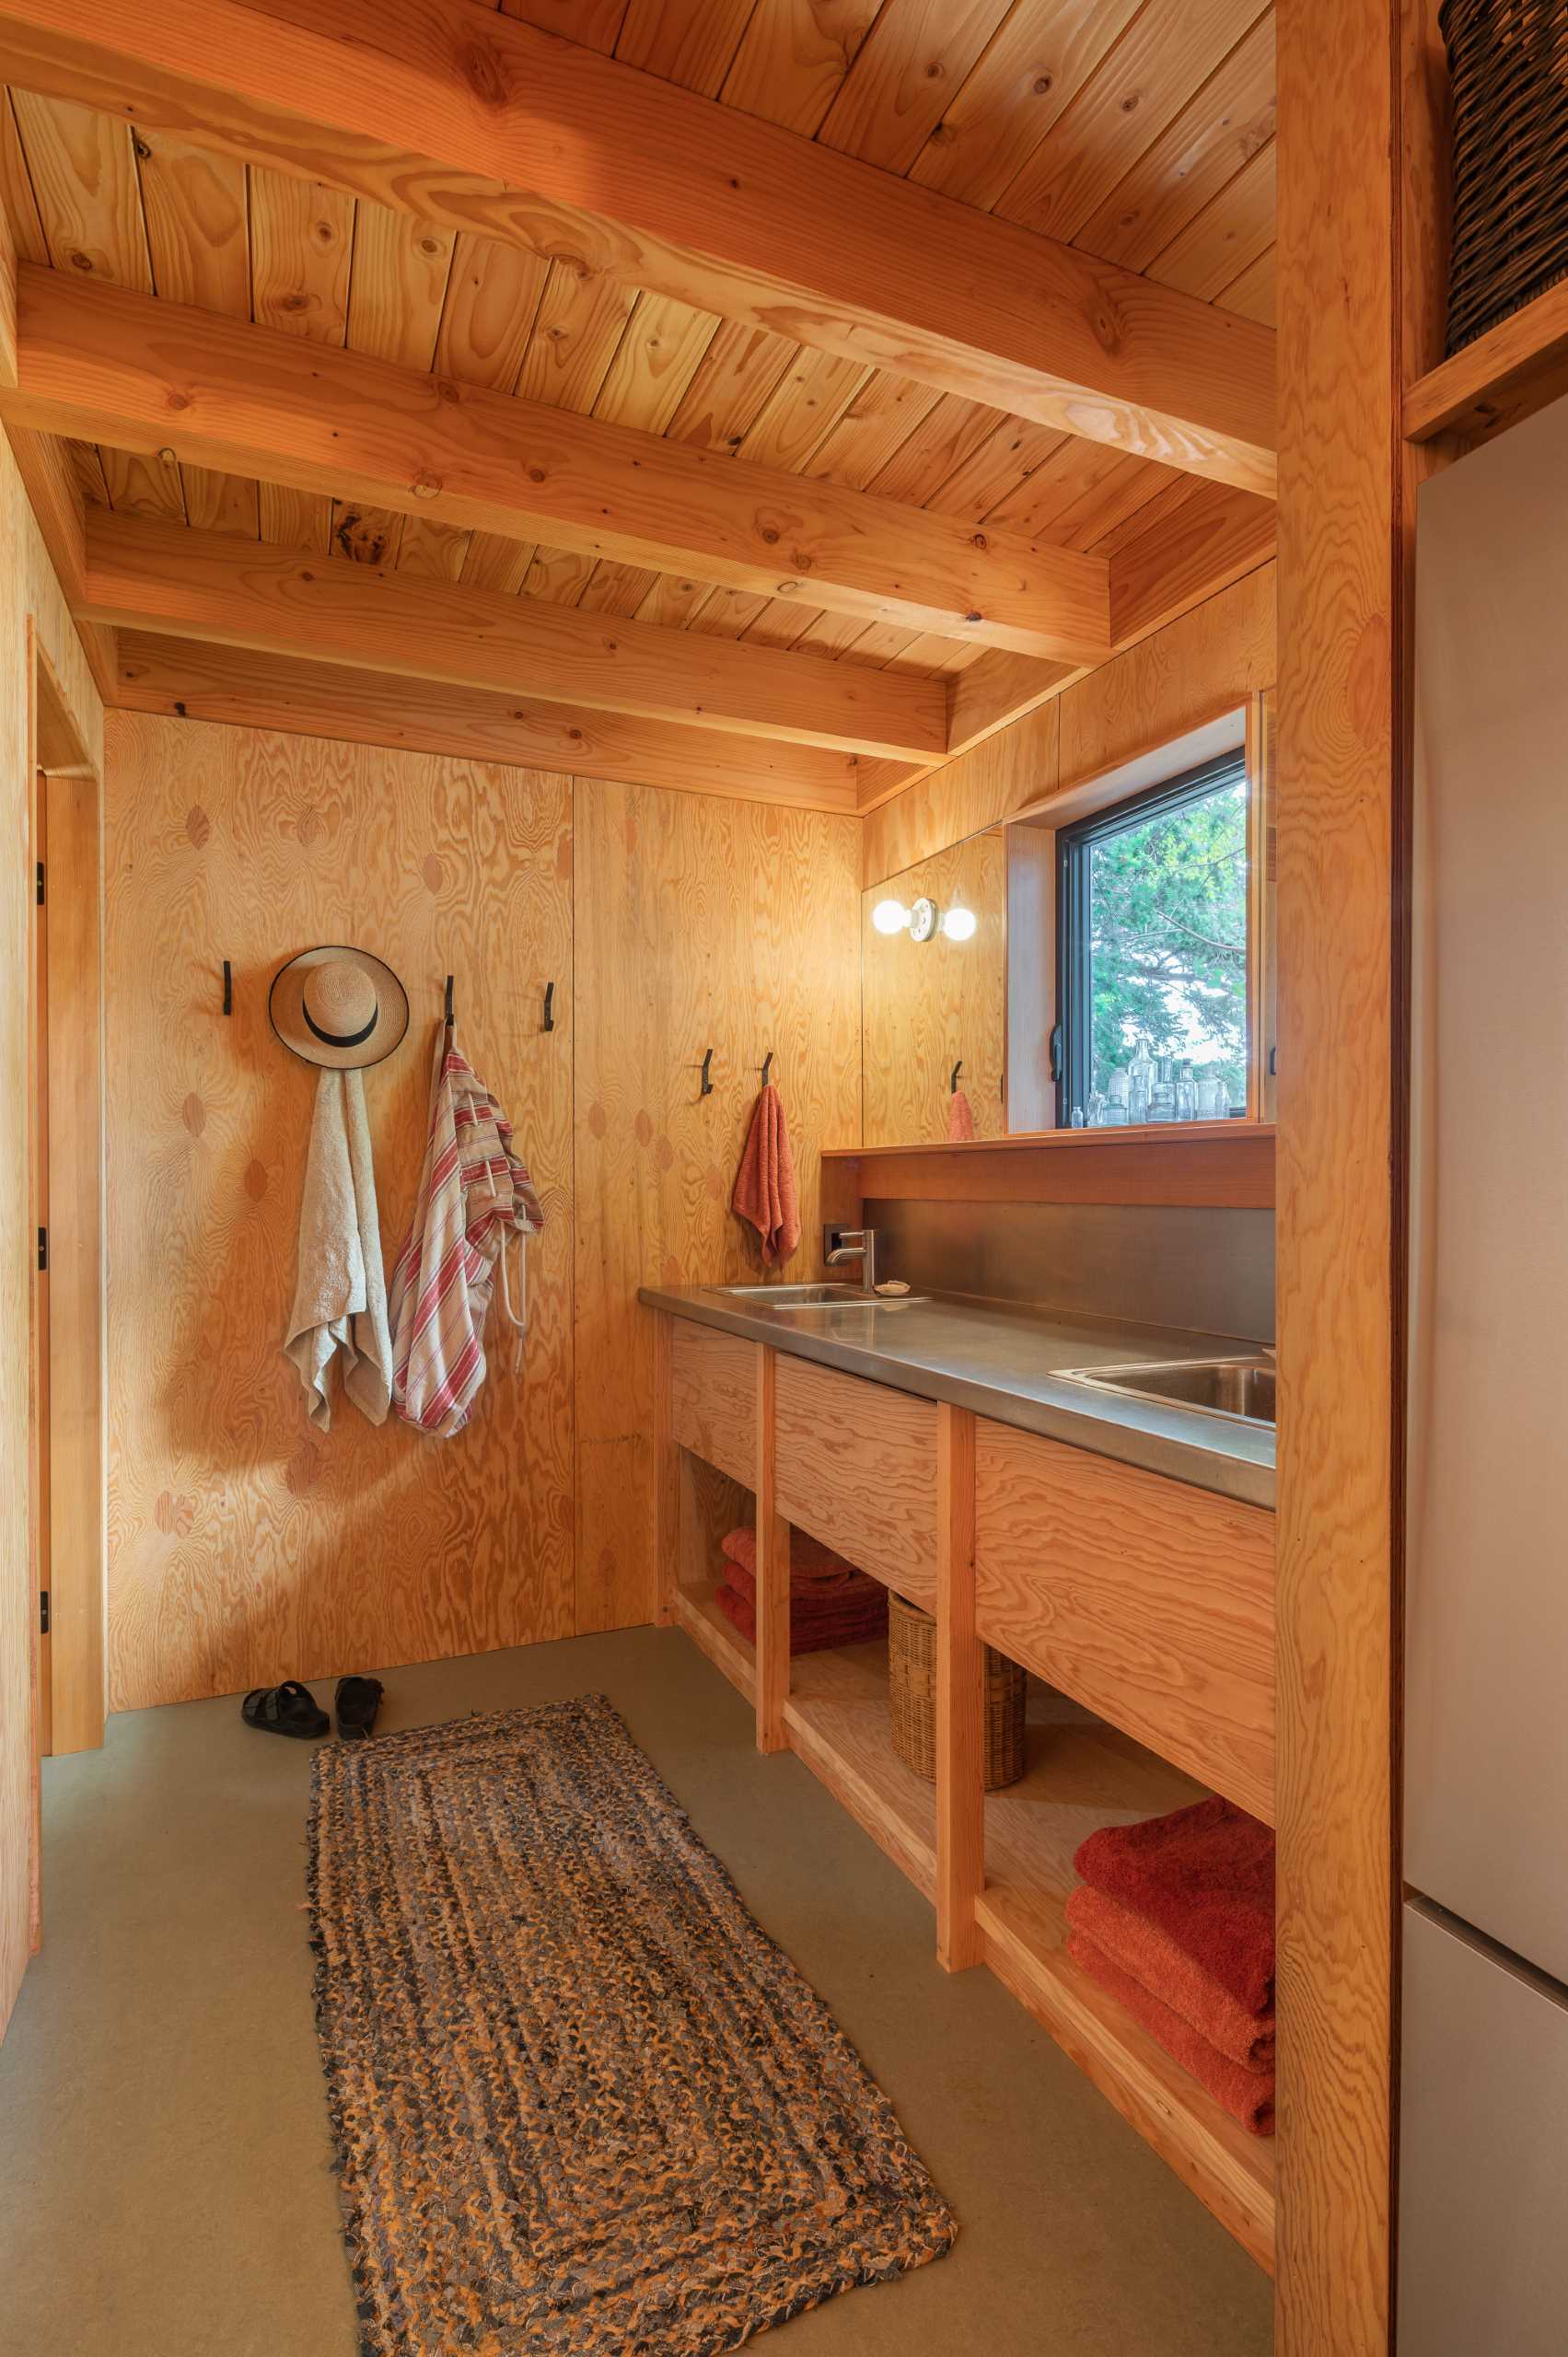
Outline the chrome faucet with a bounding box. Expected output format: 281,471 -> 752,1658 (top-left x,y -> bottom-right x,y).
823,1225 -> 877,1293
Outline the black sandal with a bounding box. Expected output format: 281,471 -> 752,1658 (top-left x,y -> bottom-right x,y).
241,1679 -> 329,1739
335,1677 -> 384,1742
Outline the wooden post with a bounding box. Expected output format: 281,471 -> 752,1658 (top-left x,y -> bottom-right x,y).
651,1313 -> 677,1629
935,1401 -> 983,1971
753,1346 -> 790,1754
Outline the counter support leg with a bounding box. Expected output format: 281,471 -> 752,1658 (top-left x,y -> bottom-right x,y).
652,1313 -> 678,1628
754,1346 -> 790,1754
936,1401 -> 984,1971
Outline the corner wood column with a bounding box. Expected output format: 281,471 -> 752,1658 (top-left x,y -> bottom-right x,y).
651,1313 -> 677,1629
935,1401 -> 984,1971
753,1346 -> 790,1754
1275,0 -> 1408,2345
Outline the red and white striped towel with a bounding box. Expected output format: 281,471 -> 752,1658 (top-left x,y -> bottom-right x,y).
388,1029 -> 544,1437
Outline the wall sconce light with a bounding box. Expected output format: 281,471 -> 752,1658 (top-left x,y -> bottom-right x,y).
872,898 -> 909,935
941,905 -> 977,942
872,896 -> 977,943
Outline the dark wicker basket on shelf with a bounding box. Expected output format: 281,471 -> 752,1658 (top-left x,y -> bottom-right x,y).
1441,0 -> 1568,354
888,1591 -> 1025,1792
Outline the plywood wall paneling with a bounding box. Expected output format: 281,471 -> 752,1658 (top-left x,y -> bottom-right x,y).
1057,561 -> 1276,792
573,779 -> 861,1632
864,700 -> 1059,885
863,828 -> 1007,1146
1273,0 -> 1400,2341
102,714 -> 575,1709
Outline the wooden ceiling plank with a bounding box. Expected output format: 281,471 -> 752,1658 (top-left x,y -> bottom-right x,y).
661,315 -> 798,452
64,435 -> 108,504
1071,10 -> 1275,273
497,0 -> 630,56
79,510 -> 953,757
922,412 -> 1065,523
247,165 -> 352,344
1,87 -> 50,266
8,87 -> 149,285
590,289 -> 723,433
1147,139 -> 1276,304
733,345 -> 869,474
802,369 -> 944,493
258,480 -> 331,551
737,593 -> 815,649
576,557 -> 660,617
518,543 -> 598,607
865,389 -> 1006,505
0,129 -> 13,387
907,0 -> 1142,212
0,0 -> 1277,492
460,528 -> 537,595
134,128 -> 250,312
1215,244 -> 1275,326
817,0 -> 1016,176
718,0 -> 882,137
5,267 -> 1114,660
392,513 -> 470,579
111,628 -> 881,811
514,256 -> 635,415
633,570 -> 712,632
181,464 -> 257,535
346,203 -> 455,372
430,233 -> 549,392
614,0 -> 762,98
99,444 -> 184,518
329,499 -> 405,565
993,0 -> 1266,246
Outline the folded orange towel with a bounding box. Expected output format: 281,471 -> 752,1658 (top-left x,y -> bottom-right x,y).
1065,1885 -> 1275,2071
1068,1931 -> 1274,2137
722,1526 -> 859,1591
947,1088 -> 976,1143
731,1084 -> 800,1267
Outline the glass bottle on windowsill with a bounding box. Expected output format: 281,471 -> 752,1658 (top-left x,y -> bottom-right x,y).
1128,1043 -> 1152,1126
1148,1059 -> 1176,1123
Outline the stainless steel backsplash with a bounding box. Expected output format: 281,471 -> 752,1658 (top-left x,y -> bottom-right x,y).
864,1198 -> 1275,1343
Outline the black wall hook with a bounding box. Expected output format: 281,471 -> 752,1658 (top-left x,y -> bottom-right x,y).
542,981 -> 555,1033
761,1049 -> 774,1086
700,1047 -> 714,1097
950,1059 -> 964,1094
443,973 -> 455,1027
222,958 -> 232,1016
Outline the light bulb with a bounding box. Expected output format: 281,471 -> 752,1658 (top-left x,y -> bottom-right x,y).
941,905 -> 977,942
871,899 -> 909,935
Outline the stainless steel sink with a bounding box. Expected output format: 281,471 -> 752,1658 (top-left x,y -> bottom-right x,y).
1059,1356 -> 1276,1426
702,1282 -> 925,1310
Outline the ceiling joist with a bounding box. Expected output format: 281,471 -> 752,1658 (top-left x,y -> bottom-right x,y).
111,631 -> 893,813
78,509 -> 947,759
1,266 -> 1112,665
0,0 -> 1277,497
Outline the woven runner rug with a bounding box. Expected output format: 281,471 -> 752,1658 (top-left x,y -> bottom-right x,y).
308,1695 -> 955,2355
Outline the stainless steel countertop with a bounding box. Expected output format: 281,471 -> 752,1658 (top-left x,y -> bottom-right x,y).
638,1284 -> 1275,1511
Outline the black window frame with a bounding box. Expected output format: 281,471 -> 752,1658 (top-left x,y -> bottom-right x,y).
1052,748 -> 1249,1128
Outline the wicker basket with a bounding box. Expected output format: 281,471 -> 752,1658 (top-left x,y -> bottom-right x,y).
1441,0 -> 1568,354
888,1590 -> 1026,1792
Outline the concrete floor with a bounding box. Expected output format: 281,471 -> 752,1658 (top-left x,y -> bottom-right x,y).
0,1630 -> 1272,2357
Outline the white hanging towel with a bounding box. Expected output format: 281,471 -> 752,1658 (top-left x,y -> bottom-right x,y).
387,1028 -> 544,1438
282,1067 -> 393,1430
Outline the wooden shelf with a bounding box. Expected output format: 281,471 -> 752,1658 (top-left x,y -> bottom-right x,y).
784,1641 -> 937,1901
979,1689 -> 1276,2275
1404,280 -> 1568,449
820,1123 -> 1274,1210
672,1579 -> 754,1707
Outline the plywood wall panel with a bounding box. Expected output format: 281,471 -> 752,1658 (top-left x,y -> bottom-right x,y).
863,702 -> 1060,885
862,829 -> 1007,1145
102,714 -> 575,1709
574,780 -> 861,1632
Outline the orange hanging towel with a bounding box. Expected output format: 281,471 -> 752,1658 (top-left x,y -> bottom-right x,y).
731,1082 -> 801,1267
947,1087 -> 976,1143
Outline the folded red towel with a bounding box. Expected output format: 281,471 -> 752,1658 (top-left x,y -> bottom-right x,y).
721,1526 -> 860,1590
723,1554 -> 886,1621
714,1582 -> 882,1657
1065,1886 -> 1275,2071
1068,1931 -> 1275,2137
1074,1797 -> 1274,2014
730,1085 -> 800,1268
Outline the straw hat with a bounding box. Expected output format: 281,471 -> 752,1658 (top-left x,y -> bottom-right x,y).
268,945 -> 410,1070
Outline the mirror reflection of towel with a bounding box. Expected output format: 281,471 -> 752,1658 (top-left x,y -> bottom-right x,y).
947,1087 -> 976,1143
282,1068 -> 393,1430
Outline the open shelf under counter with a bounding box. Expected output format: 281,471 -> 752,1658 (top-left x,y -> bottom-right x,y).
784,1640 -> 936,1903
671,1579 -> 754,1709
979,1690 -> 1276,2274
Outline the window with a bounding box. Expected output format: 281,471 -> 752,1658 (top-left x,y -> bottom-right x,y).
1054,750 -> 1250,1129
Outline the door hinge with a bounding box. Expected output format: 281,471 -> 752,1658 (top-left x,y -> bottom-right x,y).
40,1591 -> 50,1637
36,861 -> 45,907
37,1226 -> 47,1272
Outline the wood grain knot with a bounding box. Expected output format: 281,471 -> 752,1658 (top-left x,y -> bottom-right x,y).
285,1445 -> 321,1495
422,853 -> 445,894
633,1109 -> 654,1147
184,804 -> 211,848
245,1158 -> 269,1202
587,1102 -> 608,1138
655,1135 -> 674,1172
703,1164 -> 725,1200
154,1492 -> 194,1536
180,1093 -> 205,1136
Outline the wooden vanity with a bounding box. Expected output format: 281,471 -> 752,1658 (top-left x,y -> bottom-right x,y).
650,1302 -> 1277,2272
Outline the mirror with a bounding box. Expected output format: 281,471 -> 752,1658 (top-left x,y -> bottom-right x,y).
861,829 -> 1007,1146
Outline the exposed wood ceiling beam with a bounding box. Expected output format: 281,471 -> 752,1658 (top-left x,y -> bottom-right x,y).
946,650 -> 1085,765
78,510 -> 947,760
0,0 -> 1277,498
4,422 -> 117,702
1109,484 -> 1277,650
2,267 -> 1110,666
111,632 -> 890,812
